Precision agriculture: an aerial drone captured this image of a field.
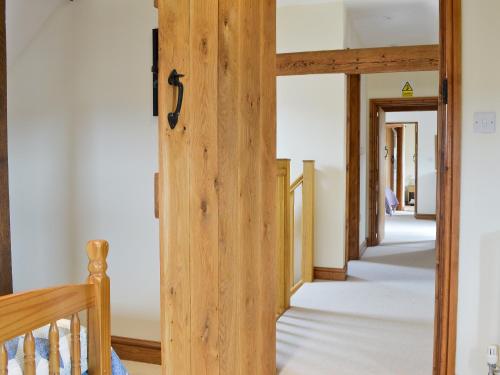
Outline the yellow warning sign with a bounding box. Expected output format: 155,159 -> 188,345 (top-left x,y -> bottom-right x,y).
402,81 -> 414,97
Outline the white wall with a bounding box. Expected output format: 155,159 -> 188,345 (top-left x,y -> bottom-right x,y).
404,123 -> 416,188
277,2 -> 347,269
359,72 -> 439,242
8,0 -> 160,340
8,2 -> 76,291
456,0 -> 500,373
386,111 -> 438,215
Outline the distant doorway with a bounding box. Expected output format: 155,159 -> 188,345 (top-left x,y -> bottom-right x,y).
367,97 -> 438,247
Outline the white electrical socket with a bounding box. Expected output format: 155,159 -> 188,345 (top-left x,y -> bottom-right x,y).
474,112 -> 496,134
488,345 -> 498,366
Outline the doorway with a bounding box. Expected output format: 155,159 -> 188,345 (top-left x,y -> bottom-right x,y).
367,97 -> 439,246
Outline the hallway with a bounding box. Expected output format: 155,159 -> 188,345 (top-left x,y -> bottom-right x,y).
277,213 -> 436,375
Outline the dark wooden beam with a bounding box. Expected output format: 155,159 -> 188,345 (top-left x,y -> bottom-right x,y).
346,74 -> 361,261
0,0 -> 12,296
277,44 -> 439,76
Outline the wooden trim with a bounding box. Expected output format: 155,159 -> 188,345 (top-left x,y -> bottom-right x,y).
415,214 -> 437,221
368,97 -> 438,246
434,0 -> 461,373
359,240 -> 368,258
0,0 -> 12,296
111,336 -> 161,365
346,75 -> 361,262
313,266 -> 347,281
277,45 -> 439,76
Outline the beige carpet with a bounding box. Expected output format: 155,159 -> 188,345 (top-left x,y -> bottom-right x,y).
277,212 -> 436,375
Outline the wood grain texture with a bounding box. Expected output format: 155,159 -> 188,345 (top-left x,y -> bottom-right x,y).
434,0 -> 461,373
158,0 -> 191,373
49,322 -> 60,375
24,332 -> 35,375
277,45 -> 439,76
367,98 -> 438,246
0,0 -> 12,297
189,1 -> 219,373
302,161 -> 315,282
71,314 -> 81,375
111,336 -> 161,365
346,74 -> 361,261
0,285 -> 94,343
87,240 -> 111,375
313,266 -> 347,281
158,0 -> 277,373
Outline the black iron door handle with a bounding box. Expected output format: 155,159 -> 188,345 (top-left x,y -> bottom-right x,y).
168,69 -> 185,129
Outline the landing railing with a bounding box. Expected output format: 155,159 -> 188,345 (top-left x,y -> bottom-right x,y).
276,159 -> 315,317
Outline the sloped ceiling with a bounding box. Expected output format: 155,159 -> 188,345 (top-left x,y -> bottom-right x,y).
277,0 -> 439,47
6,0 -> 66,67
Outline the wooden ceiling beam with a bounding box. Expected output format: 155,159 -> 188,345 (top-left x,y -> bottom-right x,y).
276,44 -> 439,76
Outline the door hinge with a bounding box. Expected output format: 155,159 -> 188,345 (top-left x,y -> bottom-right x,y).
442,78 -> 448,105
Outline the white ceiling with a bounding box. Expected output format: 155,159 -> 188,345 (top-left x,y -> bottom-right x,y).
277,0 -> 439,47
6,0 -> 66,67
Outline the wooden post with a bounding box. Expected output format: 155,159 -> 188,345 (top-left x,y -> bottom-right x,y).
71,314 -> 81,375
276,159 -> 291,316
49,322 -> 60,375
87,240 -> 111,375
23,332 -> 35,375
302,161 -> 315,282
0,343 -> 7,375
0,0 -> 12,297
158,0 -> 276,373
346,74 -> 361,261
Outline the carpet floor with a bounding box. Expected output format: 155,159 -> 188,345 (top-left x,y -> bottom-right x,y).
277,212 -> 437,375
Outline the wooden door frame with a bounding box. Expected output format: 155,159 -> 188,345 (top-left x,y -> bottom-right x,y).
0,0 -> 12,296
367,97 -> 438,247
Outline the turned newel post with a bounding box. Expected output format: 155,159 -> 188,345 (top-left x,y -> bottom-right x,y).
87,240 -> 111,375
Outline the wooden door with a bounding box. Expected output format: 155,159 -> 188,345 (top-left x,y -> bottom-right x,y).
157,1 -> 276,374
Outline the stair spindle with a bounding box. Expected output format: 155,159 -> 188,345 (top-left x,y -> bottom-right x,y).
49,322 -> 60,375
0,343 -> 7,375
24,332 -> 36,375
71,314 -> 81,375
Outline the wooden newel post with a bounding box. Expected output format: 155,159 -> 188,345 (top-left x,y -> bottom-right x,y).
302,161 -> 315,282
87,240 -> 111,375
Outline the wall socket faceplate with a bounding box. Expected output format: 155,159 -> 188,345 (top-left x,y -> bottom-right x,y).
474,112 -> 496,134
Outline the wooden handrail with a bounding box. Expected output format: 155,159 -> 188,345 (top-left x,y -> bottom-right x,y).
0,285 -> 95,343
289,175 -> 304,192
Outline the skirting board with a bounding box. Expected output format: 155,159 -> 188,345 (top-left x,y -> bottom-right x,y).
111,336 -> 161,365
359,239 -> 368,258
415,213 -> 436,221
314,266 -> 347,281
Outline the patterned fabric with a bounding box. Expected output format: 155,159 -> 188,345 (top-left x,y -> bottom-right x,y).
5,319 -> 128,375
